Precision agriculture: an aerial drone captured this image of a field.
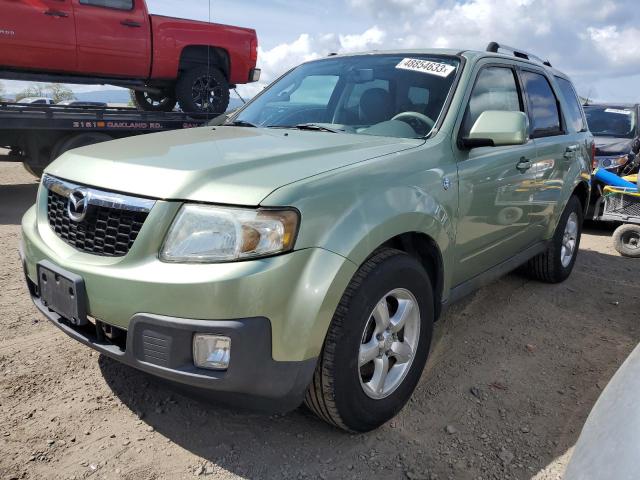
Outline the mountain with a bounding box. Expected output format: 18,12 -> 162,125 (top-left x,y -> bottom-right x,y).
74,90 -> 248,112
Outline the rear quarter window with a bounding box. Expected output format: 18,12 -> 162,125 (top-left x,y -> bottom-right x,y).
555,77 -> 587,132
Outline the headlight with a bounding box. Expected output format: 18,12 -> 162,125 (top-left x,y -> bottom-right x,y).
597,154 -> 629,170
160,204 -> 299,263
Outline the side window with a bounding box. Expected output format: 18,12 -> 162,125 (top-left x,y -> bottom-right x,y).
289,75 -> 339,105
461,66 -> 521,137
79,0 -> 133,10
555,76 -> 587,132
521,70 -> 562,137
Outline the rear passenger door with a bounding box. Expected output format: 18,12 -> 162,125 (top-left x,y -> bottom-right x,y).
452,63 -> 539,285
519,69 -> 587,234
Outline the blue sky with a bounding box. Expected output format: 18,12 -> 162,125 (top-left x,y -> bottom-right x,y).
4,0 -> 640,102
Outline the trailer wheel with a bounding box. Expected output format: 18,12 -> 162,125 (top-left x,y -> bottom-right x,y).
612,224 -> 640,258
176,65 -> 230,118
131,89 -> 177,112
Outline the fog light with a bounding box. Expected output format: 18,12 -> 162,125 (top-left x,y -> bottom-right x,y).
193,334 -> 231,370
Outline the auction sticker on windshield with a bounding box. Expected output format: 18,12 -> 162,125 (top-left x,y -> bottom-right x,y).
396,58 -> 456,78
604,108 -> 632,115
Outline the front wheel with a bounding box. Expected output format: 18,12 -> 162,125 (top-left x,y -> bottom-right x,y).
612,224 -> 640,257
305,248 -> 434,432
176,65 -> 230,117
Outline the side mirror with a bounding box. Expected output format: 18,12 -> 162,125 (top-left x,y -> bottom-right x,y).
462,111 -> 529,148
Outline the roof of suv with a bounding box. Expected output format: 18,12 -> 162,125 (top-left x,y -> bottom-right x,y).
322,47 -> 569,79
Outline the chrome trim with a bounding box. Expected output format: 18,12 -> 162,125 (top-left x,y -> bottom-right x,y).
43,174 -> 156,213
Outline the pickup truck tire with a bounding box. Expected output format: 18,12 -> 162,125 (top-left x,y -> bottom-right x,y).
525,195 -> 583,283
131,90 -> 177,112
176,65 -> 230,117
305,248 -> 434,432
612,224 -> 640,257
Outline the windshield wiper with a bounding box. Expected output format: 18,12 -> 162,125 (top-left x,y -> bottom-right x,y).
226,120 -> 258,127
267,123 -> 342,133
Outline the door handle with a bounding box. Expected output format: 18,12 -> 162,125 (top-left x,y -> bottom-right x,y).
44,9 -> 69,17
121,19 -> 142,27
516,157 -> 532,171
564,145 -> 579,159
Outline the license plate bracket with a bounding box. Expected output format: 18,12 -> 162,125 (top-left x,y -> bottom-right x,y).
37,260 -> 88,326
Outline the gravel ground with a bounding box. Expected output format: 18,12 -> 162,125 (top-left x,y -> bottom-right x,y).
1,161 -> 638,480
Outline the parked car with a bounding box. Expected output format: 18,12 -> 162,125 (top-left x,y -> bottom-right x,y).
56,100 -> 108,107
584,103 -> 640,173
564,343 -> 640,480
20,43 -> 592,432
0,0 -> 260,115
17,97 -> 54,105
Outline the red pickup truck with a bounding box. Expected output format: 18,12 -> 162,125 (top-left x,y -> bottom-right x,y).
0,0 -> 260,115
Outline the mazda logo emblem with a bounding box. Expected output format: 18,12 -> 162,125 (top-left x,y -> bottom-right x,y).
67,188 -> 90,222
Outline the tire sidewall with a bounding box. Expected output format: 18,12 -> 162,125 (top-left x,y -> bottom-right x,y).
613,224 -> 640,257
331,254 -> 434,432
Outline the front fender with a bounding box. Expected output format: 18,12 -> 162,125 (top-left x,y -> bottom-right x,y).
263,144 -> 459,300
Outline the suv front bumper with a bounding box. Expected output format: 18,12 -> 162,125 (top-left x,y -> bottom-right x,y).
21,203 -> 357,406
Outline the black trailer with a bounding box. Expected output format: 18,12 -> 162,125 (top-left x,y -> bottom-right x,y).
0,102 -> 204,177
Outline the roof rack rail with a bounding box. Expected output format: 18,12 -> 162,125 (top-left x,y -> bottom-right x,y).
486,42 -> 552,67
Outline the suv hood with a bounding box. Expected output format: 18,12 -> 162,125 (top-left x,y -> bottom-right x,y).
594,136 -> 634,156
47,127 -> 422,205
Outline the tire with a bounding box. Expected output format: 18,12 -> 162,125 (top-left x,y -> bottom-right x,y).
525,195 -> 583,283
305,248 -> 434,432
52,133 -> 113,161
22,162 -> 45,178
612,224 -> 640,258
176,65 -> 230,117
130,89 -> 177,112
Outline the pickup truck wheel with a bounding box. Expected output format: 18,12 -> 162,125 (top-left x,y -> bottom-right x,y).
525,195 -> 583,283
612,224 -> 640,258
176,66 -> 230,117
131,90 -> 177,112
305,248 -> 434,432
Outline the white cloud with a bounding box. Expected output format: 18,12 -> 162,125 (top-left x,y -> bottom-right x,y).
237,26 -> 387,97
240,0 -> 640,101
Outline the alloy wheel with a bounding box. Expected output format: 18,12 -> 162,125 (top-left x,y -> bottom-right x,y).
358,288 -> 420,400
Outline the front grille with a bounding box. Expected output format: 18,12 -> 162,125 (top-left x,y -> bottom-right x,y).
47,188 -> 149,257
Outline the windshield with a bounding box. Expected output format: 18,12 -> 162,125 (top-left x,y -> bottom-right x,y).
584,106 -> 637,138
231,54 -> 461,139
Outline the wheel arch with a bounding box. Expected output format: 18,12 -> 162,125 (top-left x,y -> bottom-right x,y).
377,232 -> 446,320
572,180 -> 591,216
179,45 -> 230,79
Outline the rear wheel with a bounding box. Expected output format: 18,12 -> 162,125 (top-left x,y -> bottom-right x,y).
525,195 -> 583,283
612,224 -> 640,257
305,248 -> 434,432
176,65 -> 230,117
130,89 -> 177,112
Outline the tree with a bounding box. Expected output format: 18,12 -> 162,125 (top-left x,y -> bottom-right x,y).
15,84 -> 47,101
14,83 -> 75,103
48,83 -> 75,103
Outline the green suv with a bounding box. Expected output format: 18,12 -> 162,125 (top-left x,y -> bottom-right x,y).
20,43 -> 592,432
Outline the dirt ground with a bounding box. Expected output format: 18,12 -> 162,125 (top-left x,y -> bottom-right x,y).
1,161 -> 638,480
